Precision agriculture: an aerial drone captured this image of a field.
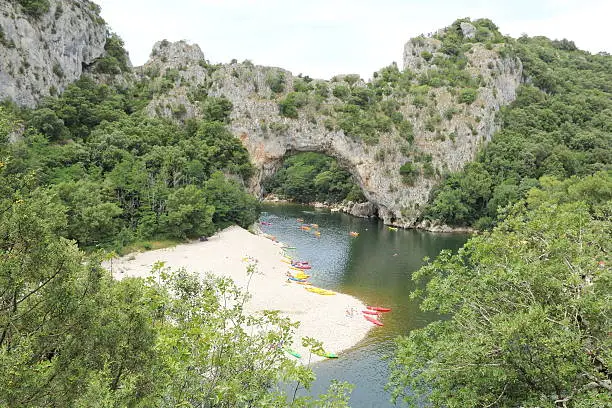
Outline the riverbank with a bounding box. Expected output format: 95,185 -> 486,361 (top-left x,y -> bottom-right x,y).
107,225 -> 372,363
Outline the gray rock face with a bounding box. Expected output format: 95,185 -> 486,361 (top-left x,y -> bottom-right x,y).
460,22 -> 476,39
402,36 -> 441,72
0,0 -> 107,107
139,36 -> 522,227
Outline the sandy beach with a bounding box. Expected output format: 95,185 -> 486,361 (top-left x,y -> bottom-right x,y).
108,226 -> 372,363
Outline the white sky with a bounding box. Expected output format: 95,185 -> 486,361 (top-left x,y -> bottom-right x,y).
95,0 -> 611,80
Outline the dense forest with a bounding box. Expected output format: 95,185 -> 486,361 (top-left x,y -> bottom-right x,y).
1,76 -> 259,252
424,29 -> 612,228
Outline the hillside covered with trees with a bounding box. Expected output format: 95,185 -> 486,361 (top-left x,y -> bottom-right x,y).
423,30 -> 611,229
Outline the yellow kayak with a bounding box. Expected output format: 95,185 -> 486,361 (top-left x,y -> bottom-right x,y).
305,286 -> 336,296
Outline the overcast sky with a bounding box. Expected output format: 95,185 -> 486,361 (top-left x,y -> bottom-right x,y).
95,0 -> 611,80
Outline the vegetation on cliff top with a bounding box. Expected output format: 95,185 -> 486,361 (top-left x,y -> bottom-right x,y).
424,32 -> 612,228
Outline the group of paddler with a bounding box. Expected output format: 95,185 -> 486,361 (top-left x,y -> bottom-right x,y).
298,218 -> 321,237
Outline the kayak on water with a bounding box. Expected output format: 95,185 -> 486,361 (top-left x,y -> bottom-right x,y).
367,306 -> 391,312
364,315 -> 384,326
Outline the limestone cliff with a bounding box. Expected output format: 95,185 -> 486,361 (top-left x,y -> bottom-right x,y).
0,12 -> 523,228
0,0 -> 107,107
138,21 -> 522,227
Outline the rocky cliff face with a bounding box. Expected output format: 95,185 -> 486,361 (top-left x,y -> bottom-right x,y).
0,11 -> 523,228
138,24 -> 522,227
0,0 -> 107,107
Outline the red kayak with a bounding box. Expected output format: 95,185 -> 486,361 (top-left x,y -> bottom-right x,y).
367,306 -> 391,312
361,310 -> 379,315
364,315 -> 384,326
292,264 -> 312,269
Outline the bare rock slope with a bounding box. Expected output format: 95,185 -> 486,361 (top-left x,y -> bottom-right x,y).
0,0 -> 107,107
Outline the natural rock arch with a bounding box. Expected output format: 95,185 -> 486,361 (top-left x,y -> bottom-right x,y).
139,38 -> 522,227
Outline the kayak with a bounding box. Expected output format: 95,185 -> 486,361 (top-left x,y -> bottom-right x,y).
288,272 -> 310,279
287,276 -> 307,282
311,224 -> 319,228
284,348 -> 301,358
291,264 -> 311,270
282,246 -> 296,250
388,226 -> 398,231
361,310 -> 379,315
349,231 -> 359,237
367,306 -> 392,312
364,315 -> 384,326
305,287 -> 336,296
324,352 -> 338,359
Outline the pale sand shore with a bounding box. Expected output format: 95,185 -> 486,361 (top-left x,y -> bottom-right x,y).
108,225 -> 372,363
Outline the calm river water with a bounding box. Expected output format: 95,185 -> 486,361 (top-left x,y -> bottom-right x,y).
260,204 -> 468,408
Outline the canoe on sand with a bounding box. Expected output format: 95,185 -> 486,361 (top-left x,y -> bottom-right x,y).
305,287 -> 336,296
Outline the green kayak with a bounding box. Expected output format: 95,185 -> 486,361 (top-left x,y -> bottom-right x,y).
284,348 -> 301,358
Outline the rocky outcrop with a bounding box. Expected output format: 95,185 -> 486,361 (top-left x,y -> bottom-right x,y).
138,29 -> 522,227
0,0 -> 107,107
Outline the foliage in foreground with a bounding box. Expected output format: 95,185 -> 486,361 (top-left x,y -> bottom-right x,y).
389,172 -> 611,407
0,187 -> 352,407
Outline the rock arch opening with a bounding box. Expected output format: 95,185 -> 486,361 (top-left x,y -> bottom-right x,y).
260,151 -> 371,212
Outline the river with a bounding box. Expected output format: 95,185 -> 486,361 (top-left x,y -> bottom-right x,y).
260,204 -> 469,407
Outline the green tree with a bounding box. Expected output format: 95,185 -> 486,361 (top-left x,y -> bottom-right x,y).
389,173 -> 611,407
159,184 -> 215,239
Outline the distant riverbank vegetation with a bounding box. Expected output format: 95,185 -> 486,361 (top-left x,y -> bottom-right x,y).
263,152 -> 365,204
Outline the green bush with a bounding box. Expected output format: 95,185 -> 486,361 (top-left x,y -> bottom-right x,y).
459,88 -> 477,104
278,92 -> 309,119
17,0 -> 50,18
420,51 -> 433,61
266,71 -> 285,94
399,162 -> 418,184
